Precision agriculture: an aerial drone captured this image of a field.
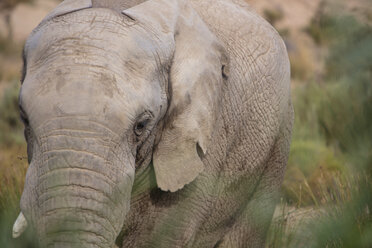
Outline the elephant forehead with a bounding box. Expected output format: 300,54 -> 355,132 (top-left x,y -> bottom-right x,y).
20,68 -> 162,133
25,8 -> 159,82
20,9 -> 165,130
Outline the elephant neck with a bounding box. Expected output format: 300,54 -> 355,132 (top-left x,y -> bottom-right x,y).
131,162 -> 157,200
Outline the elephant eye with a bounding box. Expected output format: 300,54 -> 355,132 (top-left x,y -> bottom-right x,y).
222,64 -> 229,79
134,119 -> 149,136
134,111 -> 154,137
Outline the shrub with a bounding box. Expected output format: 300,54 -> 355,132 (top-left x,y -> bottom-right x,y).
277,7 -> 372,247
263,8 -> 284,26
0,80 -> 24,146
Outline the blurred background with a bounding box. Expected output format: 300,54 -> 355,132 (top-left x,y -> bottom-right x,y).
0,0 -> 371,247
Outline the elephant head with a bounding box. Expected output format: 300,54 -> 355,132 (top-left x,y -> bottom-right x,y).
15,0 -> 228,246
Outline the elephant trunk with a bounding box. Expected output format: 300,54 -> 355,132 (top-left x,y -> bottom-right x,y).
20,121 -> 135,247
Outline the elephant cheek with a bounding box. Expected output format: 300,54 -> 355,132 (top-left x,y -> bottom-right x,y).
20,132 -> 135,247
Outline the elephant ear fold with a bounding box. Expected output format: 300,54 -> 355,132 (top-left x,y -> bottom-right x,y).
151,3 -> 227,192
42,0 -> 92,23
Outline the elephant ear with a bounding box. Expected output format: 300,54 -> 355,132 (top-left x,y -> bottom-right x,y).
42,0 -> 92,23
124,0 -> 228,192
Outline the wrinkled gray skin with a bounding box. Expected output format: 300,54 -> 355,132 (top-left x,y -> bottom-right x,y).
17,0 -> 293,247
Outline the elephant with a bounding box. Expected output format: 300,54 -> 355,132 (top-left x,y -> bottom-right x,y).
13,0 -> 293,247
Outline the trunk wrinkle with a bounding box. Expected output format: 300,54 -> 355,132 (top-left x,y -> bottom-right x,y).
43,134 -> 114,148
37,166 -> 118,187
40,153 -> 124,182
37,172 -> 128,201
47,228 -> 111,244
34,117 -> 119,138
43,149 -> 107,161
43,212 -> 114,240
40,145 -> 130,175
44,134 -> 113,148
47,238 -> 107,248
38,183 -> 120,207
38,185 -> 115,207
44,128 -> 106,136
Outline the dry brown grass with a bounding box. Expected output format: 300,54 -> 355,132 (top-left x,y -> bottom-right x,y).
0,145 -> 27,212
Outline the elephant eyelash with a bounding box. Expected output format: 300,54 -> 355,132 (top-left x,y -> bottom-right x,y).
133,111 -> 154,137
134,119 -> 149,136
222,65 -> 229,79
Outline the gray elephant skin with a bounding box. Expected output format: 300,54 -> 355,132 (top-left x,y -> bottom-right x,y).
15,0 -> 293,247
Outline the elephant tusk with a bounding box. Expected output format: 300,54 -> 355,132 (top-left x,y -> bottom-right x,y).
12,212 -> 28,238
